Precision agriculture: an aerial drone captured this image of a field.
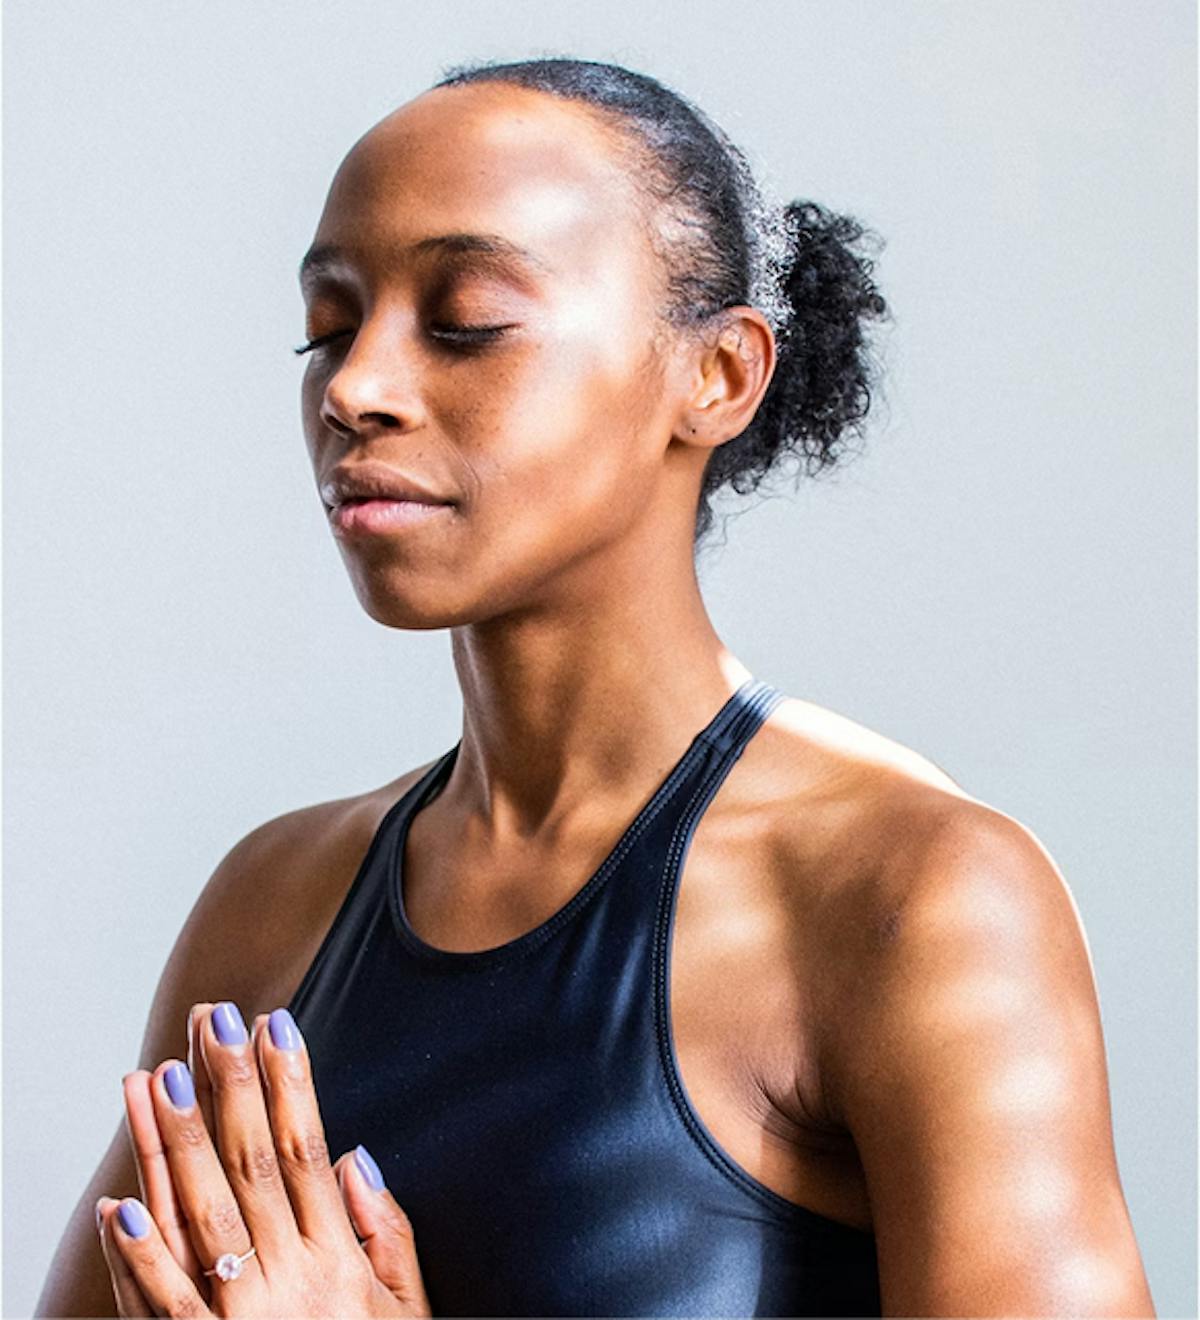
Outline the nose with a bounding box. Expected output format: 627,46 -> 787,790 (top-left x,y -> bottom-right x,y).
318,321 -> 425,439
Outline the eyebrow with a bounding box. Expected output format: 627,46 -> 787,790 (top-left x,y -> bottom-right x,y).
298,232 -> 554,290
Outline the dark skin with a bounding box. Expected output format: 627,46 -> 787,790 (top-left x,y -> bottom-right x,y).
38,81 -> 1155,1318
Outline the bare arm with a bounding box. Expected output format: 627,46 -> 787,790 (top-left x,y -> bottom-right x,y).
824,805 -> 1156,1317
34,793 -> 374,1319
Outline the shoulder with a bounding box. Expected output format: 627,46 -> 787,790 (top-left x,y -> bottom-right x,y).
757,695 -> 1096,1111
186,758 -> 439,963
136,757 -> 440,1068
759,694 -> 1080,960
192,760 -> 437,939
759,701 -> 1151,1314
817,780 -> 1097,1113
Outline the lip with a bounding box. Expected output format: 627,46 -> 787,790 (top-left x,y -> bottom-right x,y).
319,461 -> 457,510
330,497 -> 455,537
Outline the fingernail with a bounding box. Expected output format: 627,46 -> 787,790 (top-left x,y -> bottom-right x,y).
354,1143 -> 385,1192
268,1007 -> 301,1051
212,1001 -> 248,1046
117,1198 -> 150,1239
163,1062 -> 195,1109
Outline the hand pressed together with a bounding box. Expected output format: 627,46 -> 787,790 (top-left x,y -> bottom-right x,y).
95,1001 -> 432,1318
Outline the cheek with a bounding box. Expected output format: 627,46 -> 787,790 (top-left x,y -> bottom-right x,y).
445,345 -> 662,564
445,308 -> 665,510
450,387 -> 659,617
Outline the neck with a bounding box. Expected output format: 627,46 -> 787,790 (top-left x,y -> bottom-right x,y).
444,513 -> 753,837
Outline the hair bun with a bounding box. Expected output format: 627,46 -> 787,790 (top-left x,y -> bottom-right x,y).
763,199 -> 889,453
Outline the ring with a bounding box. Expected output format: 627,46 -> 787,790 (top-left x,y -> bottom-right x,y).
204,1247 -> 257,1281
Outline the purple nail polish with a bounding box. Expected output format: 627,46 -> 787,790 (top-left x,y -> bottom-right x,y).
268,1007 -> 301,1051
163,1062 -> 195,1109
354,1143 -> 385,1191
117,1199 -> 150,1239
212,1001 -> 247,1046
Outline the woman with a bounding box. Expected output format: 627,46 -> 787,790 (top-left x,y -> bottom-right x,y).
40,57 -> 1154,1318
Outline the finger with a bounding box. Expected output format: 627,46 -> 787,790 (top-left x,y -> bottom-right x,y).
122,1071 -> 203,1279
256,1008 -> 358,1248
148,1057 -> 263,1290
106,1195 -> 217,1318
187,1003 -> 217,1138
96,1196 -> 154,1317
334,1146 -> 431,1313
196,1000 -> 303,1263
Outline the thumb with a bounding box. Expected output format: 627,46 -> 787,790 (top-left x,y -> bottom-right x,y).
335,1145 -> 430,1313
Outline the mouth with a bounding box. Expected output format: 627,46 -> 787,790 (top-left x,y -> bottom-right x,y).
329,497 -> 456,537
318,461 -> 458,512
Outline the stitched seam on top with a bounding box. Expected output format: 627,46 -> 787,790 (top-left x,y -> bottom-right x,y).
477,732 -> 706,962
289,770 -> 437,1018
489,682 -> 763,960
653,692 -> 862,1233
391,724 -> 722,971
653,748 -> 807,1222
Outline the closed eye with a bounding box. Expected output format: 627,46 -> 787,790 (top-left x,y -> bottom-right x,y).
428,323 -> 515,349
293,324 -> 516,356
293,329 -> 353,356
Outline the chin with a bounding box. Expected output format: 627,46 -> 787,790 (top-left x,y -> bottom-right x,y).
340,536 -> 569,631
348,560 -> 528,630
351,580 -> 466,632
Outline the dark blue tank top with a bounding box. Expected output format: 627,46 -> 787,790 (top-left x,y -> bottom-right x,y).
289,677 -> 881,1317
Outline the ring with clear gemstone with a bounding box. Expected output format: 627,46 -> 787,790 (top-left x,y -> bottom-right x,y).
204,1247 -> 256,1281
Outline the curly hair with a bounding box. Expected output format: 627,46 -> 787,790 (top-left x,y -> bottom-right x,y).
432,57 -> 890,551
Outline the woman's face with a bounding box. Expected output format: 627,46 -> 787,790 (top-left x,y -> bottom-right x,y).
299,82 -> 698,629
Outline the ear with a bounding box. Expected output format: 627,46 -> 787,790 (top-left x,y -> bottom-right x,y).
674,307 -> 776,449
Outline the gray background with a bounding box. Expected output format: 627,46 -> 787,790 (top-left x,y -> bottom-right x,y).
4,2 -> 1195,1315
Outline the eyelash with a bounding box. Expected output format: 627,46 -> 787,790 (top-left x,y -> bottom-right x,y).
292,324 -> 513,356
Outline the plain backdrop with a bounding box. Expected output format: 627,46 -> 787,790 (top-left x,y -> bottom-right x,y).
4,2 -> 1195,1315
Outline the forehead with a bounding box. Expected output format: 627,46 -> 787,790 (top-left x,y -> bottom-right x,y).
309,83 -> 648,282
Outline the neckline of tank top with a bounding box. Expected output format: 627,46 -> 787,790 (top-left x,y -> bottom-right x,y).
384,675 -> 783,971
